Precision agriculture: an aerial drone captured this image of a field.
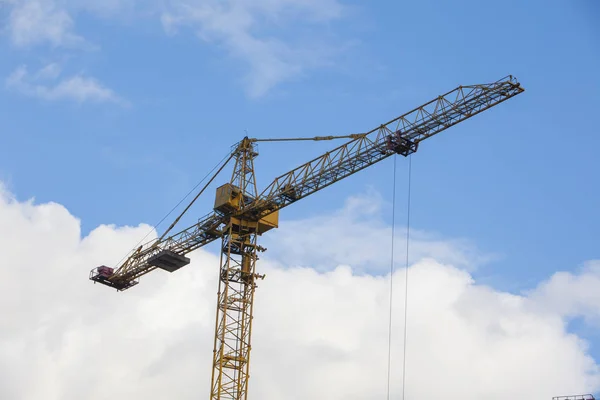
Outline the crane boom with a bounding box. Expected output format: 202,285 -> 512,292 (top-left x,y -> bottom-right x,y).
90,75 -> 523,291
249,75 -> 523,217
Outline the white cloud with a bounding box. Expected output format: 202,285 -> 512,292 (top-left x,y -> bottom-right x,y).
6,64 -> 128,105
3,0 -> 140,49
263,191 -> 497,273
67,0 -> 141,17
7,0 -> 85,48
1,184 -> 600,399
161,0 -> 346,97
529,260 -> 600,324
2,0 -> 347,97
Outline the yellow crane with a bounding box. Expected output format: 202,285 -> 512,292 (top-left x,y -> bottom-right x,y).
90,75 -> 524,399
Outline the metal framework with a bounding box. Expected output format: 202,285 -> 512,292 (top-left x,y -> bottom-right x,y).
89,75 -> 524,400
553,396 -> 596,400
251,75 -> 523,216
210,138 -> 262,399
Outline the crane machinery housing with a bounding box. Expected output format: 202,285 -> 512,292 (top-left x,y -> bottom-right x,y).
90,75 -> 524,400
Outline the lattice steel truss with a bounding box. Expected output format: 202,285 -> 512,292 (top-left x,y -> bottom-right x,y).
210,139 -> 263,400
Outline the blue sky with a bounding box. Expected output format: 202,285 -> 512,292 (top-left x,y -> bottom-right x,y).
1,0 -> 599,387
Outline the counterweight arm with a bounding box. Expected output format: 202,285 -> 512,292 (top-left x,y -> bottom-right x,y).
90,212 -> 227,290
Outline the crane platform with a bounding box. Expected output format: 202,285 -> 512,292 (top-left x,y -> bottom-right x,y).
89,266 -> 139,291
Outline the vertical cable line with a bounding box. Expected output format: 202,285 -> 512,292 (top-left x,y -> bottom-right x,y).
402,156 -> 412,400
386,156 -> 397,400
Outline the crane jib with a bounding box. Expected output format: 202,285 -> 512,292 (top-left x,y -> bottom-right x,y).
89,75 -> 524,293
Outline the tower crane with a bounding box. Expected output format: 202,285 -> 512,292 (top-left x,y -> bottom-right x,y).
89,75 -> 524,399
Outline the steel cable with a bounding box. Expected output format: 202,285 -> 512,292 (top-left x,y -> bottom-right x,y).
402,156 -> 412,400
386,155 -> 412,400
111,150 -> 232,267
386,156 -> 397,400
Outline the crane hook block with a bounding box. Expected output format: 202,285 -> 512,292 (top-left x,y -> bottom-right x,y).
148,250 -> 191,273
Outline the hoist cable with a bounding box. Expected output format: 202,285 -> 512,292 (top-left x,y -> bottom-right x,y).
386,156 -> 397,400
402,155 -> 413,400
386,155 -> 413,400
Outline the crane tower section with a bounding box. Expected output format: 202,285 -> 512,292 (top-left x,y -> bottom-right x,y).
209,138 -> 277,399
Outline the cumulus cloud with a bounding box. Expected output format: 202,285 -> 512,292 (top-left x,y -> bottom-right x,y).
263,190 -> 497,274
529,260 -> 600,324
161,0 -> 346,97
5,64 -> 128,105
0,183 -> 599,399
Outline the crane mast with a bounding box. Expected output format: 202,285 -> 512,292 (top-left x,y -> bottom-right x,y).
89,75 -> 524,400
210,138 -> 264,399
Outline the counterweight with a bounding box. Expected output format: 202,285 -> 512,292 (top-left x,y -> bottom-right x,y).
89,75 -> 524,400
